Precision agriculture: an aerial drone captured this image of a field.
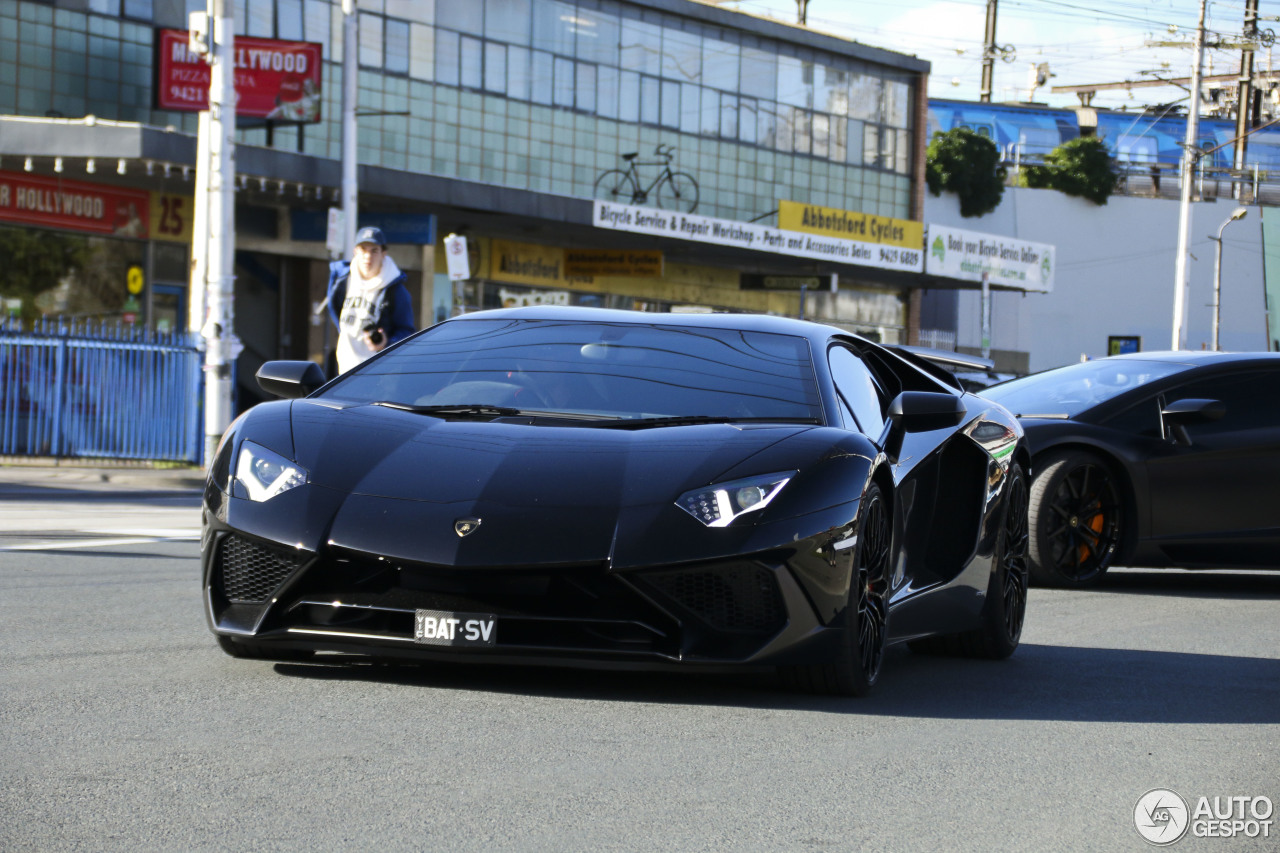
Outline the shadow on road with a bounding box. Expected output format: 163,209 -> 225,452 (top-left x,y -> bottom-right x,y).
269,638 -> 1278,725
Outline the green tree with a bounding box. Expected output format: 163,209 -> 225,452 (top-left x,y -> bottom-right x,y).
925,127 -> 1007,218
1023,136 -> 1120,205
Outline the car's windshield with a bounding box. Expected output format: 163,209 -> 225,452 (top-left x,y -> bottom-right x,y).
981,359 -> 1189,417
322,318 -> 823,421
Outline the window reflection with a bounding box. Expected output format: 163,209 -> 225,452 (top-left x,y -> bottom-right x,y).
553,57 -> 575,107
680,82 -> 700,134
507,45 -> 532,100
435,29 -> 460,86
486,0 -> 532,45
531,50 -> 553,104
461,36 -> 483,89
576,62 -> 596,113
619,71 -> 641,122
621,19 -> 662,76
438,3 -> 484,36
598,65 -> 619,119
400,0 -> 917,173
662,29 -> 701,84
574,8 -> 619,66
386,19 -> 409,75
485,42 -> 507,93
533,0 -> 576,55
359,12 -> 383,68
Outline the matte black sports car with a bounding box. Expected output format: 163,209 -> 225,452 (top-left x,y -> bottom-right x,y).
202,307 -> 1030,695
981,351 -> 1280,588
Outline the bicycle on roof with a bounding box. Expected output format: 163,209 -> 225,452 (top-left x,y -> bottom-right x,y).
593,144 -> 699,213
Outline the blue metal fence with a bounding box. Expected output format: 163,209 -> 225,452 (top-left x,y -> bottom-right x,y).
0,318 -> 203,463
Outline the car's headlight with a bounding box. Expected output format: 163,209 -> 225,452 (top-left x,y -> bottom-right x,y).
233,441 -> 308,502
676,471 -> 795,528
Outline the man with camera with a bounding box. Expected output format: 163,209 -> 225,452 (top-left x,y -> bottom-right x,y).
326,226 -> 416,374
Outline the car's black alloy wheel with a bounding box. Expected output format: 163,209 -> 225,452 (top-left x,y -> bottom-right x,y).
1028,450 -> 1122,588
853,489 -> 891,684
781,482 -> 890,696
999,466 -> 1030,642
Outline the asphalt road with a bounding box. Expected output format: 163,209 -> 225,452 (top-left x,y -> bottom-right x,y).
1,483 -> 1277,851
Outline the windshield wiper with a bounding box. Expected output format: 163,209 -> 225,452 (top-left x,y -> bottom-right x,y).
591,415 -> 822,429
1014,412 -> 1070,419
373,402 -> 523,417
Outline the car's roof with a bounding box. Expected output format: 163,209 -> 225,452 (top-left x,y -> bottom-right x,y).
445,305 -> 851,343
1102,350 -> 1280,367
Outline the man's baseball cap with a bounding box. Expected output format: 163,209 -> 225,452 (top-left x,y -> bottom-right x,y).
355,226 -> 387,247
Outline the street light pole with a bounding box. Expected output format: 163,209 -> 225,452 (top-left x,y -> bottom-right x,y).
341,0 -> 358,258
200,0 -> 237,468
1171,0 -> 1209,350
1211,207 -> 1249,351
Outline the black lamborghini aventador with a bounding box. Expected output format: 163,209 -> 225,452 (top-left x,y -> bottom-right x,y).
202,307 -> 1030,695
982,350 -> 1280,588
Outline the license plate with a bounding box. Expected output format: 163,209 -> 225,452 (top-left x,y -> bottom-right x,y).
414,608 -> 497,647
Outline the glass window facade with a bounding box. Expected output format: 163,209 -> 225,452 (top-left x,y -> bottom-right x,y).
0,0 -> 920,221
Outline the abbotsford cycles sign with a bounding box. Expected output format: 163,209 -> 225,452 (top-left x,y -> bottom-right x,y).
593,200 -> 925,274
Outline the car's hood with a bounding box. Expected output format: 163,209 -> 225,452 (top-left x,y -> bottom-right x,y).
283,400 -> 818,568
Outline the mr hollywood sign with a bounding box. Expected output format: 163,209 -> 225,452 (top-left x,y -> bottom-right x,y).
0,170 -> 151,237
593,201 -> 924,274
155,29 -> 323,121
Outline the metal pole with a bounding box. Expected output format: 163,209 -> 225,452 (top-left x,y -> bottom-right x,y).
981,272 -> 992,358
1171,0 -> 1208,350
1212,208 -> 1249,351
980,0 -> 998,103
1233,0 -> 1259,192
202,0 -> 236,467
189,110 -> 209,338
1212,230 -> 1224,352
341,0 -> 358,257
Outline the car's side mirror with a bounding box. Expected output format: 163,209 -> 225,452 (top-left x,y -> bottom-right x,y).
257,360 -> 326,399
1160,398 -> 1225,446
883,391 -> 968,462
888,391 -> 968,432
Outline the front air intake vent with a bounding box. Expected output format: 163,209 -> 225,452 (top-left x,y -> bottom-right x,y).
217,535 -> 301,604
645,564 -> 785,632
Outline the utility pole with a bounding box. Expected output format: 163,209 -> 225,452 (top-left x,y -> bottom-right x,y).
796,0 -> 809,25
341,0 -> 358,257
191,0 -> 237,467
1171,0 -> 1209,350
980,0 -> 998,102
1234,0 -> 1260,184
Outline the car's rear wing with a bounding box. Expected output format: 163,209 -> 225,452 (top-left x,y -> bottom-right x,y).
885,345 -> 996,390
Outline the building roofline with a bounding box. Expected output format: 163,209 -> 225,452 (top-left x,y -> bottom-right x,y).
647,0 -> 930,73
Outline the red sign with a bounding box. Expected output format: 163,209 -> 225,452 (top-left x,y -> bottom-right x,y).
155,29 -> 323,122
0,171 -> 151,237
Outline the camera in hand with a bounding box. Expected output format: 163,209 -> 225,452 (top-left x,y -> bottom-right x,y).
362,323 -> 384,346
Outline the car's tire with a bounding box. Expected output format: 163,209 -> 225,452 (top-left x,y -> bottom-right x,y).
780,482 -> 891,696
1028,449 -> 1122,588
912,463 -> 1029,659
216,635 -> 314,662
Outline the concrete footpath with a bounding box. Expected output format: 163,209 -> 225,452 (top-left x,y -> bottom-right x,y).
0,459 -> 207,495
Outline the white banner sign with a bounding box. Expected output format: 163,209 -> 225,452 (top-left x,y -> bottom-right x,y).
444,233 -> 471,280
926,224 -> 1054,293
592,200 -> 924,273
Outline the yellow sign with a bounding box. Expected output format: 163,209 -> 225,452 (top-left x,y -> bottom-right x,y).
778,200 -> 922,249
491,239 -> 565,286
150,192 -> 195,244
564,249 -> 663,277
126,265 -> 144,295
